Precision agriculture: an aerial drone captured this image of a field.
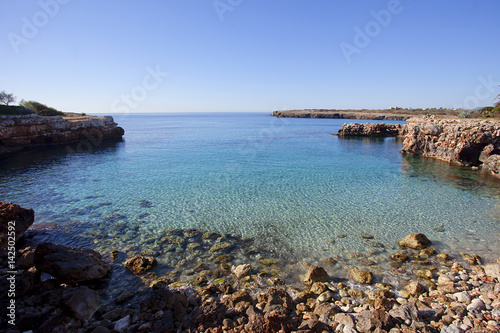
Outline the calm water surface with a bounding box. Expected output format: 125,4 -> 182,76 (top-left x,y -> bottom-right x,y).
2,113 -> 500,284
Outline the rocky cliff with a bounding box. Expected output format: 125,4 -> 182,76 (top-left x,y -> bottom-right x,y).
0,114 -> 124,155
271,110 -> 411,121
401,116 -> 500,176
337,123 -> 407,137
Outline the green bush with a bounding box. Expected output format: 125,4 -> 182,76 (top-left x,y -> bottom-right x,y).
459,110 -> 472,118
20,100 -> 64,116
0,105 -> 34,115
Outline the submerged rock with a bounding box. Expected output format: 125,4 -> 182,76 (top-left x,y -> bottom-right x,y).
232,264 -> 252,279
349,267 -> 373,284
34,243 -> 111,284
398,233 -> 431,249
124,255 -> 157,274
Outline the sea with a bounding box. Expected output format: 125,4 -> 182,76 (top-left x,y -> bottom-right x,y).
2,112 -> 500,290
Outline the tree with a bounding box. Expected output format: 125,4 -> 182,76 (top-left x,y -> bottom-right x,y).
0,91 -> 16,106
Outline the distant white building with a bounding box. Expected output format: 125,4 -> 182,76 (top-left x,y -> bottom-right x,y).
389,106 -> 402,110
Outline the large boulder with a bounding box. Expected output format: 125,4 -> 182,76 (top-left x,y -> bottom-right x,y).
34,243 -> 111,284
303,265 -> 329,285
398,233 -> 431,249
349,267 -> 373,284
62,286 -> 101,321
0,202 -> 34,248
483,154 -> 500,176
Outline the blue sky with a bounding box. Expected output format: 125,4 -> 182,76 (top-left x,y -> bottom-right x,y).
1,0 -> 499,113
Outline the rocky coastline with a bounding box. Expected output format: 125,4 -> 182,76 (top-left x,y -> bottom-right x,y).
0,114 -> 125,156
271,110 -> 411,121
1,202 -> 500,332
337,116 -> 500,178
337,123 -> 407,137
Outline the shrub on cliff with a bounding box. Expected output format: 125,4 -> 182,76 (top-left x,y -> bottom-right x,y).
0,105 -> 33,115
20,100 -> 65,116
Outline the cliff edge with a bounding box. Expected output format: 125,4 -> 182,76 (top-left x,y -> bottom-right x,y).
0,114 -> 125,155
401,116 -> 500,176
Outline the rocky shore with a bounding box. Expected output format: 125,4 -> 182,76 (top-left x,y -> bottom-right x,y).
337,123 -> 407,137
271,110 -> 411,121
337,116 -> 500,178
401,116 -> 500,177
1,202 -> 500,332
0,114 -> 125,156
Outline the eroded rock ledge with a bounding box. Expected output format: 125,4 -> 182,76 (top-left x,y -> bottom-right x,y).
0,114 -> 125,155
337,123 -> 407,137
338,116 -> 500,177
401,116 -> 500,176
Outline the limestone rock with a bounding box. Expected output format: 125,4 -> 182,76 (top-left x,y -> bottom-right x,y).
303,265 -> 329,285
460,253 -> 481,265
390,253 -> 409,262
34,243 -> 111,284
349,267 -> 373,284
484,264 -> 500,280
61,286 -> 101,321
398,233 -> 431,249
124,255 -> 157,274
16,246 -> 36,268
405,281 -> 426,295
0,202 -> 34,248
355,309 -> 392,332
0,114 -> 124,155
402,117 -> 500,169
338,123 -> 406,137
389,302 -> 421,323
113,315 -> 131,333
231,264 -> 252,278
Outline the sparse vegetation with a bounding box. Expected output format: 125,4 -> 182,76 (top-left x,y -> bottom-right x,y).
0,105 -> 33,115
20,100 -> 65,116
0,91 -> 16,106
459,110 -> 472,118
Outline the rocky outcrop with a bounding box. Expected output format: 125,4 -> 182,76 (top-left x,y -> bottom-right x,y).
0,201 -> 34,248
401,116 -> 500,176
0,114 -> 124,155
337,122 -> 407,137
34,242 -> 111,284
271,109 -> 411,120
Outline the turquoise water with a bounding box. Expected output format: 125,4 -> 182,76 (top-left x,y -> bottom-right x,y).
2,113 -> 500,278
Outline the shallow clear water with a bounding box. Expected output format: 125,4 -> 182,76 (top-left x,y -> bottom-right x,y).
2,113 -> 500,278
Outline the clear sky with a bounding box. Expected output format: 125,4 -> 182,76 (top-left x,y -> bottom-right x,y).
1,0 -> 499,113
